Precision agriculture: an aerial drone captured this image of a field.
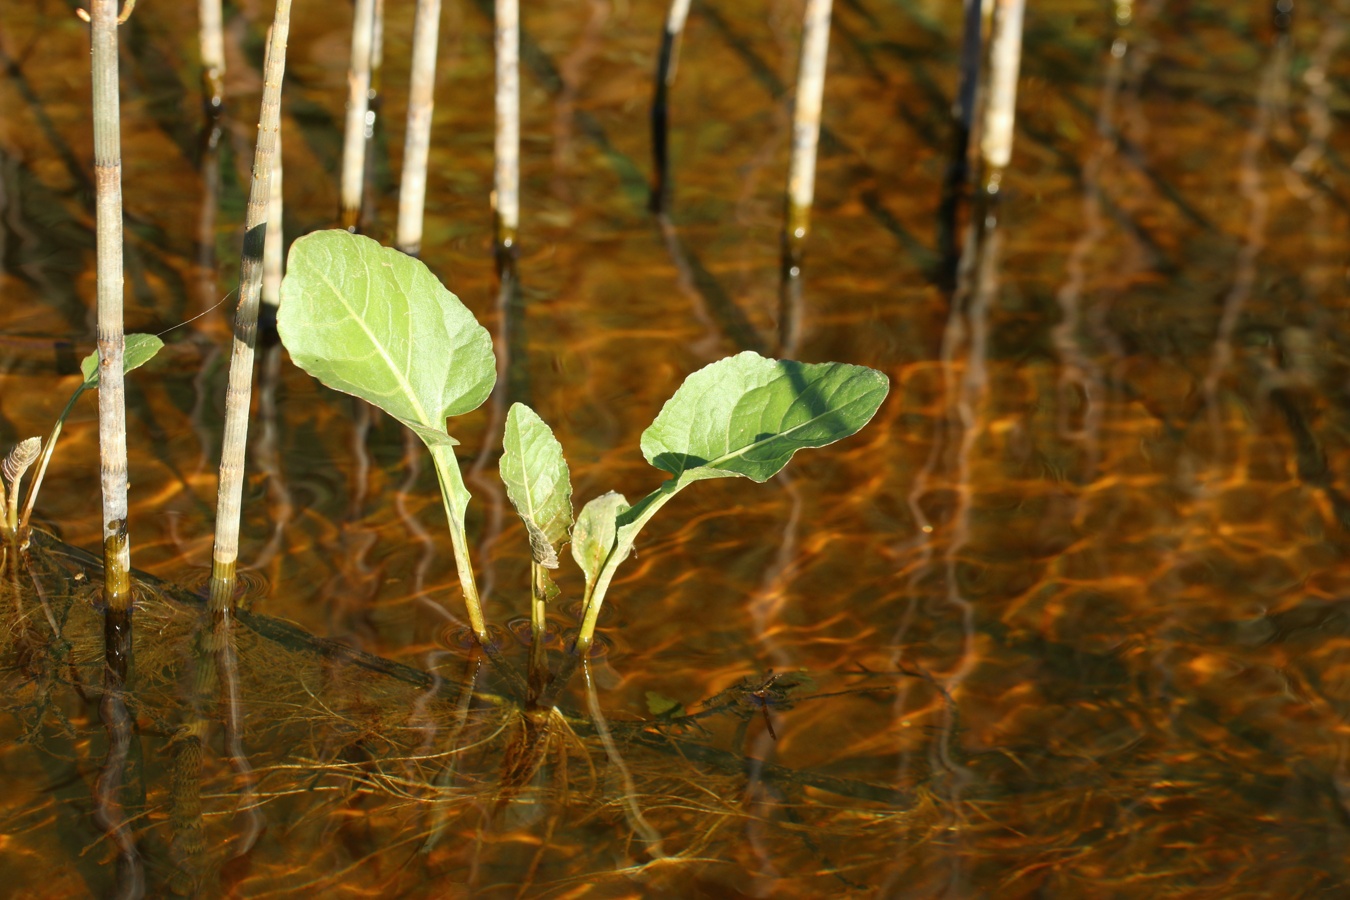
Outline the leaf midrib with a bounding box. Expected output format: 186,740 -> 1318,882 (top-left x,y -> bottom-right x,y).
674,379 -> 873,474
314,261 -> 434,428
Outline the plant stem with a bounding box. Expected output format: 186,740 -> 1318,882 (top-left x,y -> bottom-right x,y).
979,0 -> 1026,189
429,443 -> 487,641
528,561 -> 549,704
493,0 -> 520,269
649,0 -> 692,213
91,0 -> 132,621
199,0 -> 225,112
780,0 -> 832,356
262,87 -> 283,307
574,481 -> 682,654
341,0 -> 377,231
208,0 -> 292,615
18,386 -> 87,538
397,0 -> 444,256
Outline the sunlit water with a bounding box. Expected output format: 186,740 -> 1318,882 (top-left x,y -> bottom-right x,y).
3,0 -> 1350,895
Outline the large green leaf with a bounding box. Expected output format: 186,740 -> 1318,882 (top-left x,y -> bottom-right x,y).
80,333 -> 165,387
276,230 -> 495,437
500,403 -> 573,568
277,230 -> 496,637
639,351 -> 890,484
571,491 -> 628,593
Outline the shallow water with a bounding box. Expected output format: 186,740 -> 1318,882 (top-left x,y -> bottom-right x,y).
4,0 -> 1350,896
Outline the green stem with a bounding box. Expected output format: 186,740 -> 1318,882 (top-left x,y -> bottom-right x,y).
574,480 -> 683,654
530,562 -> 548,637
528,561 -> 549,705
19,385 -> 87,539
429,442 -> 486,641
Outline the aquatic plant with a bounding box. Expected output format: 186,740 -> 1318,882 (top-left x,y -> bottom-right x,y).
277,229 -> 888,656
90,0 -> 134,630
207,1 -> 292,616
0,335 -> 162,576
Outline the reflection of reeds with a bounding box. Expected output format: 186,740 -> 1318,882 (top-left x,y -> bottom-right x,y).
397,0 -> 444,256
208,2 -> 293,615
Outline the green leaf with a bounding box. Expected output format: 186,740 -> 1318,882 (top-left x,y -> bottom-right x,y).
80,333 -> 166,387
640,351 -> 889,484
276,230 -> 495,439
645,691 -> 685,718
571,491 -> 628,592
277,230 -> 496,637
500,403 -> 573,568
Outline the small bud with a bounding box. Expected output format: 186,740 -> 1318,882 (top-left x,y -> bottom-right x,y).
2,437 -> 41,492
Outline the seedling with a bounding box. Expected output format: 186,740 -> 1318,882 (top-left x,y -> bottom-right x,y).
1,334 -> 163,549
278,230 -> 888,661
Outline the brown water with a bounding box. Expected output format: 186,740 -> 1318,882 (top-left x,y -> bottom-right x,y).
4,0 -> 1350,896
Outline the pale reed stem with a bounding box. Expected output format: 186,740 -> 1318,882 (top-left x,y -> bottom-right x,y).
199,0 -> 225,110
262,106 -> 283,306
208,0 -> 293,614
784,0 -> 832,250
341,0 -> 377,229
91,0 -> 132,614
980,0 -> 1026,180
493,0 -> 520,260
397,0 -> 444,256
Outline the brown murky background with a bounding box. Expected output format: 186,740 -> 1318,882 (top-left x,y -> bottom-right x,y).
5,0 -> 1350,895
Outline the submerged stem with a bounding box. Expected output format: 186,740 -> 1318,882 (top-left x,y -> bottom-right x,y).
208,0 -> 293,614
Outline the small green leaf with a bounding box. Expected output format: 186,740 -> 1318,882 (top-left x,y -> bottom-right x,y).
571,491 -> 628,591
645,691 -> 685,718
80,333 -> 166,387
277,230 -> 495,439
640,350 -> 889,484
500,403 -> 574,568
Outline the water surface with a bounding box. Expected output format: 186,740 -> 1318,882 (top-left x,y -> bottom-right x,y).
3,0 -> 1350,895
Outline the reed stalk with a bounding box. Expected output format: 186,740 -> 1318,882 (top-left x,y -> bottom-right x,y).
372,0 -> 387,95
649,0 -> 692,212
979,0 -> 1026,190
91,0 -> 133,635
396,0 -> 444,256
494,0 -> 520,268
779,0 -> 833,355
937,0 -> 989,288
341,0 -> 378,230
262,102 -> 283,307
200,0 -> 225,111
208,0 -> 292,615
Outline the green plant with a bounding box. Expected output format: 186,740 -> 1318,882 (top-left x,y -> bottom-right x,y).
277,230 -> 888,655
0,334 -> 163,549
